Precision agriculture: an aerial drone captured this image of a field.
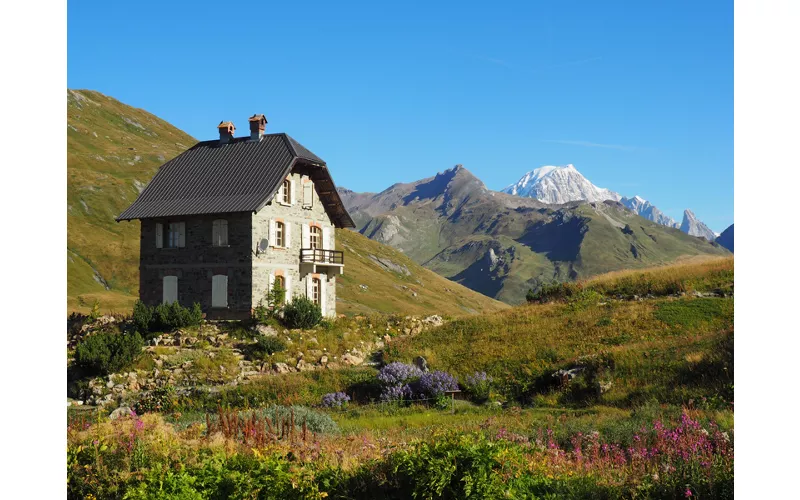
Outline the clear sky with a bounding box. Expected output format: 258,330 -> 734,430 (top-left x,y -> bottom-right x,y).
68,0 -> 732,231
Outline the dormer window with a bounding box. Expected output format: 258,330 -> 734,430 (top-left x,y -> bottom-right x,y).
281,179 -> 291,205
212,219 -> 228,247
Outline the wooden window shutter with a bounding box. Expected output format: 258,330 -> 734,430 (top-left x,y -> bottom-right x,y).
155,223 -> 163,248
268,273 -> 275,296
212,275 -> 228,308
303,182 -> 313,208
212,221 -> 219,246
163,276 -> 178,304
302,224 -> 310,249
285,222 -> 292,248
285,274 -> 292,303
320,275 -> 327,317
322,227 -> 331,250
306,275 -> 312,299
289,178 -> 295,205
178,222 -> 186,247
269,219 -> 276,247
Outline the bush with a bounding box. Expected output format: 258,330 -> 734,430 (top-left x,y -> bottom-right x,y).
132,300 -> 203,336
377,362 -> 422,386
253,335 -> 287,356
418,371 -> 459,398
321,392 -> 351,408
133,385 -> 177,414
379,383 -> 414,403
282,296 -> 322,329
73,332 -> 144,377
463,371 -> 493,403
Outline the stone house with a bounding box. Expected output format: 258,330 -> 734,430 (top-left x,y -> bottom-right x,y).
117,115 -> 355,319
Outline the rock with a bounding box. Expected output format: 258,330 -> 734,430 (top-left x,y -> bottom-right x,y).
296,359 -> 315,372
319,355 -> 328,365
106,380 -> 115,389
552,367 -> 584,384
110,406 -> 133,420
273,362 -> 292,374
414,356 -> 429,373
598,380 -> 613,394
255,324 -> 278,337
423,315 -> 444,327
341,353 -> 364,366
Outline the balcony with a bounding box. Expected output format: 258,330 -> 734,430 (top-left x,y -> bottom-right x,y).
300,248 -> 344,275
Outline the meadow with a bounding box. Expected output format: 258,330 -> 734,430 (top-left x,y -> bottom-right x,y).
67,257 -> 733,499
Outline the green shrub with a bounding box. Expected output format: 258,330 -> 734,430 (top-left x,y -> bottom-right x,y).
73,332 -> 144,376
253,335 -> 287,356
283,296 -> 322,329
132,300 -> 203,336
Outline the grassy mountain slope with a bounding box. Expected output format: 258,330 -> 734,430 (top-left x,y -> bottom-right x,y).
336,229 -> 508,316
343,166 -> 730,304
67,90 -> 505,317
67,89 -> 196,312
387,257 -> 734,407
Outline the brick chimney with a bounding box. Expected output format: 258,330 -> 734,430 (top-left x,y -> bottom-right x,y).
218,121 -> 235,144
248,114 -> 267,141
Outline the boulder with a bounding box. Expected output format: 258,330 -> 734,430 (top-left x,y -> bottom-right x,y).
423,315 -> 444,327
273,362 -> 292,374
413,356 -> 429,373
255,324 -> 278,337
109,406 -> 134,420
341,353 -> 364,366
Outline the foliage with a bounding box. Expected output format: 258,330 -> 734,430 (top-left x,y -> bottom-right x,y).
379,383 -> 414,403
463,371 -> 493,403
253,335 -> 287,356
253,280 -> 287,324
418,370 -> 459,398
132,300 -> 203,337
282,296 -> 322,329
321,392 -> 351,408
377,362 -> 422,386
73,331 -> 144,376
88,300 -> 101,322
133,385 -> 177,415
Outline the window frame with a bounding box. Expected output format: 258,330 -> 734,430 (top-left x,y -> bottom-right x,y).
311,277 -> 321,305
275,221 -> 285,248
280,179 -> 291,205
212,219 -> 229,247
309,225 -> 321,250
274,275 -> 286,305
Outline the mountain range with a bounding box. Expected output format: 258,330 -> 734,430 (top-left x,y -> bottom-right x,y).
340,165 -> 729,304
502,164 -> 718,239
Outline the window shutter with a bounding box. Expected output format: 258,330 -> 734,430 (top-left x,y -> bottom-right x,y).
306,275 -> 312,298
178,222 -> 186,248
322,227 -> 331,250
277,183 -> 284,204
289,179 -> 295,205
303,182 -> 313,208
155,223 -> 163,248
302,224 -> 310,249
269,219 -> 276,247
320,275 -> 327,317
163,276 -> 178,304
212,275 -> 228,308
285,274 -> 292,303
268,273 -> 275,297
285,222 -> 292,248
212,221 -> 219,246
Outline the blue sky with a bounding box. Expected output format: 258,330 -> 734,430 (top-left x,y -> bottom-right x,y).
68,1 -> 732,231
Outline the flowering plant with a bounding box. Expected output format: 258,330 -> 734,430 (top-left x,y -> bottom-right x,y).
419,371 -> 459,398
379,383 -> 414,402
321,392 -> 351,409
377,362 -> 422,386
463,371 -> 493,403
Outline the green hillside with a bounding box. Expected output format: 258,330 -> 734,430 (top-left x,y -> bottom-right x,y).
67,90 -> 505,317
67,89 -> 195,312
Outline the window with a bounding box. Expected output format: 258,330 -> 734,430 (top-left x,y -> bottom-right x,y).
212,219 -> 228,246
275,221 -> 285,247
311,277 -> 321,305
281,179 -> 291,205
309,226 -> 321,249
274,275 -> 286,305
163,276 -> 178,304
166,222 -> 185,248
212,275 -> 228,308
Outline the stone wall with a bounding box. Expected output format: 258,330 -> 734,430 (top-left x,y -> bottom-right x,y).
139,213 -> 253,319
251,169 -> 338,317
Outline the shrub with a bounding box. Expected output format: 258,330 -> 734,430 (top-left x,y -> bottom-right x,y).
73,332 -> 144,376
418,370 -> 459,398
321,392 -> 351,408
133,385 -> 177,414
132,300 -> 203,336
379,383 -> 414,403
253,335 -> 287,356
377,362 -> 422,386
282,296 -> 322,329
463,371 -> 493,403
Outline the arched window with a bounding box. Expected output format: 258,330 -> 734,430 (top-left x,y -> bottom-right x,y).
275,221 -> 285,247
281,179 -> 291,204
274,275 -> 286,304
212,219 -> 228,246
309,225 -> 321,249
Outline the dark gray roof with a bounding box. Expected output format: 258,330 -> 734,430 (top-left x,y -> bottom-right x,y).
117,133 -> 355,228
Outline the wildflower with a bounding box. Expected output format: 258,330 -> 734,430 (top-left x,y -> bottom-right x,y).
685,487 -> 693,497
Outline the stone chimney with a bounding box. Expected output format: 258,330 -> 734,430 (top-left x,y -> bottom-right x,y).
248,114 -> 267,141
218,121 -> 235,144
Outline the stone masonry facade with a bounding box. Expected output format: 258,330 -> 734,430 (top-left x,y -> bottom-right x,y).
138,166 -> 338,320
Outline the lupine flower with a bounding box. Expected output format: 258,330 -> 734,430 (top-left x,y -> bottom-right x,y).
377,362 -> 422,386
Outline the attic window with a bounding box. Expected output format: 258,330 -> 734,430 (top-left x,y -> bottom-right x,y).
281,179 -> 291,205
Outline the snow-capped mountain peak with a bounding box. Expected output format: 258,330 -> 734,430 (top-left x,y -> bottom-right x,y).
680,210 -> 717,241
619,195 -> 679,228
501,164 -> 621,204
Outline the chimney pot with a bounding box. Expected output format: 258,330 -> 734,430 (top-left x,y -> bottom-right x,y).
218,121 -> 235,144
248,114 -> 267,141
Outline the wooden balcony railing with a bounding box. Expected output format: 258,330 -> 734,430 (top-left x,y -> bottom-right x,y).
300,248 -> 344,265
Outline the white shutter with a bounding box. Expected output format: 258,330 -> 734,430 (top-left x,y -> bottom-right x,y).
267,273 -> 275,301
289,179 -> 295,205
285,222 -> 292,248
303,182 -> 313,208
178,222 -> 186,248
322,227 -> 331,250
306,275 -> 312,299
269,219 -> 276,247
285,274 -> 292,303
302,224 -> 310,249
212,275 -> 228,308
320,275 -> 327,317
155,223 -> 163,248
163,276 -> 178,304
